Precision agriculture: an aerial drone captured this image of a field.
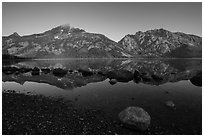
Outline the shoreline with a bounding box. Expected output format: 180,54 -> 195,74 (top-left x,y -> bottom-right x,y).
2,90 -> 201,135
2,90 -> 141,135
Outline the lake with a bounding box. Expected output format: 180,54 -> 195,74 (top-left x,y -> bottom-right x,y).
2,58 -> 202,135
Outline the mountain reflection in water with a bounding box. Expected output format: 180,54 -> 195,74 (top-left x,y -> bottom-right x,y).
2,59 -> 202,89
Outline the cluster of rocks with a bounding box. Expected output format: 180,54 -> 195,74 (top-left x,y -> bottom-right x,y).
3,66 -> 202,88
2,66 -> 97,78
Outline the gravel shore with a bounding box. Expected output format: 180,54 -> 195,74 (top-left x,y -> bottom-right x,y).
2,90 -> 139,135
3,90 -> 201,135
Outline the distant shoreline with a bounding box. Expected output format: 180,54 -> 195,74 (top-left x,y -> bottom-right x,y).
2,55 -> 202,61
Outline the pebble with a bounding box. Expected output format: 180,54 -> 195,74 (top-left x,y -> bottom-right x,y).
165,101 -> 176,109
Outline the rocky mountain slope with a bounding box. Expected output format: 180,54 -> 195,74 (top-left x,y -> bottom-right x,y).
118,28 -> 202,58
2,25 -> 202,58
3,24 -> 128,58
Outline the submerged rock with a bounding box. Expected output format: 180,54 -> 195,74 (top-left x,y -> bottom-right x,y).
165,101 -> 176,109
118,106 -> 151,131
109,79 -> 117,85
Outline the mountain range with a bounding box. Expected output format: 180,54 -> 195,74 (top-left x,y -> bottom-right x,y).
2,24 -> 202,58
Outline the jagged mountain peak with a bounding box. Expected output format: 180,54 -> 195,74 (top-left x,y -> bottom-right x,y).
59,23 -> 71,28
2,25 -> 202,59
151,28 -> 169,32
52,24 -> 71,31
134,28 -> 172,37
135,28 -> 168,33
2,24 -> 126,58
47,24 -> 85,35
9,32 -> 21,38
119,28 -> 202,58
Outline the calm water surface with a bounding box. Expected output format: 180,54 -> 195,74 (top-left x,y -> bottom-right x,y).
2,58 -> 202,134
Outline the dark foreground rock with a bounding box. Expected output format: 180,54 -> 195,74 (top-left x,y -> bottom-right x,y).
118,106 -> 151,131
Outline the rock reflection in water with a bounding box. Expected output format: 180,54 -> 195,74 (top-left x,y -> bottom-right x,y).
2,59 -> 202,89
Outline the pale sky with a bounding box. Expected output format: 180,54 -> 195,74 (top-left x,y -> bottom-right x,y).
2,2 -> 202,41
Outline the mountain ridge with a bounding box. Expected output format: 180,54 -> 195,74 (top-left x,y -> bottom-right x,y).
118,28 -> 202,58
2,25 -> 202,58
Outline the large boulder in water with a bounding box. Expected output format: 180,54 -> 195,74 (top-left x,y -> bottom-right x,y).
109,79 -> 117,85
190,72 -> 202,87
118,106 -> 151,131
